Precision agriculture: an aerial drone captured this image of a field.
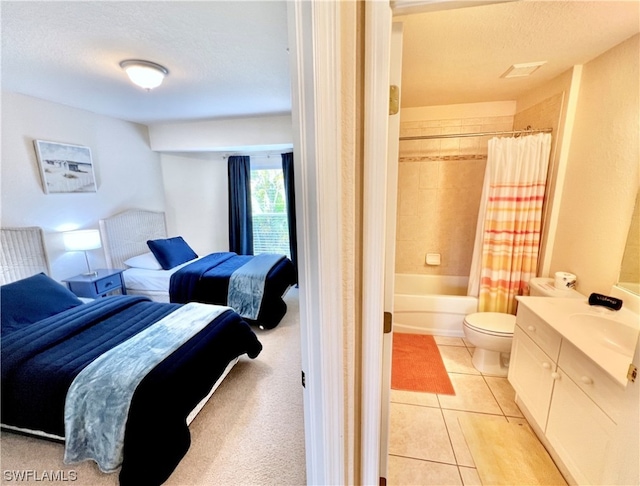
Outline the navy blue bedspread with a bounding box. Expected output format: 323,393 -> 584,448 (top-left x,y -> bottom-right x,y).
170,252 -> 296,329
1,295 -> 262,485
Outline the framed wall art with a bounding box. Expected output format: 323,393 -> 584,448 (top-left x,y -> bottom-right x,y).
33,140 -> 97,194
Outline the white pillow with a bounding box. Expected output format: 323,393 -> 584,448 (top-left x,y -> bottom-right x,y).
124,252 -> 163,270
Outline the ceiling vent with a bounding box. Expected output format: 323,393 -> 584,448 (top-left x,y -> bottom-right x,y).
501,61 -> 547,78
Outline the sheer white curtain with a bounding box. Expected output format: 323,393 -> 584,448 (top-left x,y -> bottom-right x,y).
468,133 -> 552,314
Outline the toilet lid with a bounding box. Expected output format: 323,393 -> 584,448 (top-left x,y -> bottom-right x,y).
464,312 -> 516,335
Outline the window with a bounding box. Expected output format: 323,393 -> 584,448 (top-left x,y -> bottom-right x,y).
250,161 -> 290,257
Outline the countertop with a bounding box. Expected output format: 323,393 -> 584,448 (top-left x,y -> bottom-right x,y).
516,296 -> 640,386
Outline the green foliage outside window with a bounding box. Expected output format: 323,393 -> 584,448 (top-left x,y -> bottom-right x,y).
251,169 -> 285,214
250,169 -> 290,257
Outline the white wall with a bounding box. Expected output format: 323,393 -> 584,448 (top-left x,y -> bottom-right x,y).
148,114 -> 293,152
1,92 -> 166,280
1,93 -> 295,281
160,152 -> 229,255
160,152 -> 292,256
550,34 -> 639,295
154,114 -> 294,256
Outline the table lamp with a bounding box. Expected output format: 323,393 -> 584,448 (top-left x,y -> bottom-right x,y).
63,229 -> 102,276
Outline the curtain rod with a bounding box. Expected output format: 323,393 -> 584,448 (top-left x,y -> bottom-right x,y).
399,127 -> 552,141
222,151 -> 292,159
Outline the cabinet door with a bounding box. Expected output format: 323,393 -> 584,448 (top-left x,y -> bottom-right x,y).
508,326 -> 555,428
546,370 -> 616,485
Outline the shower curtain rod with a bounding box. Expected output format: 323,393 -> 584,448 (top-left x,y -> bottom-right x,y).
399,127 -> 552,141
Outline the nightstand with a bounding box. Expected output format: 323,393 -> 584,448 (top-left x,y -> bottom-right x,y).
63,269 -> 127,299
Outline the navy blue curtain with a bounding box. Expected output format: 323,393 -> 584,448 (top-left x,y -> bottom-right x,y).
228,155 -> 253,255
281,152 -> 298,283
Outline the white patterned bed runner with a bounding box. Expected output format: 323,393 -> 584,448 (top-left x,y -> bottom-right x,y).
63,302 -> 230,472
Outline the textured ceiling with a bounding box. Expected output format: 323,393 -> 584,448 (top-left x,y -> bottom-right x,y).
398,0 -> 640,108
1,1 -> 639,125
1,1 -> 291,125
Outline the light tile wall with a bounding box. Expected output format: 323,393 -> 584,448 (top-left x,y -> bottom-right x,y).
513,93 -> 565,276
396,115 -> 513,276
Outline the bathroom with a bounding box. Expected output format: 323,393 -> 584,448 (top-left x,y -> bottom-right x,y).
392,10 -> 639,338
393,99 -> 564,336
387,2 -> 639,484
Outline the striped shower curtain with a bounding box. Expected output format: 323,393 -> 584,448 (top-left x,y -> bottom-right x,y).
468,133 -> 552,314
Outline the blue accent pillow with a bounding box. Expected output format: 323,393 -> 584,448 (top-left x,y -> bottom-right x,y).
147,236 -> 198,270
1,273 -> 83,335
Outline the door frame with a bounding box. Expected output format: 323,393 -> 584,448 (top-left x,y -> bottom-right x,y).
378,19 -> 404,481
290,1 -> 522,482
361,0 -> 394,482
288,1 -> 395,483
287,1 -> 346,484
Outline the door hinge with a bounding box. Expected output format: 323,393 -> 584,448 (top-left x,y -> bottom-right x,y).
628,363 -> 637,383
389,85 -> 399,115
384,312 -> 393,334
301,370 -> 306,388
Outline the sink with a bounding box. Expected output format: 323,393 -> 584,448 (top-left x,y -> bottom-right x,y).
517,296 -> 640,386
569,313 -> 638,356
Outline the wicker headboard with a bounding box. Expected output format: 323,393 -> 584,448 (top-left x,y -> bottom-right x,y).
0,227 -> 50,284
99,209 -> 168,269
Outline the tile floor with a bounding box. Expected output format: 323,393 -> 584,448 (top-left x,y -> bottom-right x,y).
388,335 -> 531,485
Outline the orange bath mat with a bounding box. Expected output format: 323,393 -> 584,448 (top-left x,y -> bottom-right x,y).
391,333 -> 455,395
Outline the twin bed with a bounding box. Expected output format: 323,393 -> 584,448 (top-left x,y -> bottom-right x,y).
100,209 -> 296,330
0,217 -> 294,485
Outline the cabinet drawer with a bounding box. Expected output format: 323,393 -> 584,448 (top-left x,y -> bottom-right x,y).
559,340 -> 626,423
516,304 -> 562,361
95,274 -> 122,294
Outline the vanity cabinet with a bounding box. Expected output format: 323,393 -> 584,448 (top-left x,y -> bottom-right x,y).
509,303 -> 636,485
509,327 -> 557,426
545,363 -> 616,485
508,304 -> 562,427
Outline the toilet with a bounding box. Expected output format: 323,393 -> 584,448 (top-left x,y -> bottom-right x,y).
463,277 -> 582,376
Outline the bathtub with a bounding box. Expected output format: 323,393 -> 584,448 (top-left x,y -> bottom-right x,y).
393,274 -> 478,337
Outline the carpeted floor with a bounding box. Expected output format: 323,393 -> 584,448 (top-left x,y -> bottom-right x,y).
391,333 -> 455,395
0,288 -> 306,486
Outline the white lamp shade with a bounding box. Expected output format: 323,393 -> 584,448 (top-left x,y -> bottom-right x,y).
63,229 -> 102,251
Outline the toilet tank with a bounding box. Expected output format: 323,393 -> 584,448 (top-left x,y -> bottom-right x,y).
529,277 -> 583,298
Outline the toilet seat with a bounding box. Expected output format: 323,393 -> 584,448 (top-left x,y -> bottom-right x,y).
463,312 -> 516,337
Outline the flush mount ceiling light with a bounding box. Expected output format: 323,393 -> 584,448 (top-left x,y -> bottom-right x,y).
501,61 -> 547,78
120,59 -> 169,90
